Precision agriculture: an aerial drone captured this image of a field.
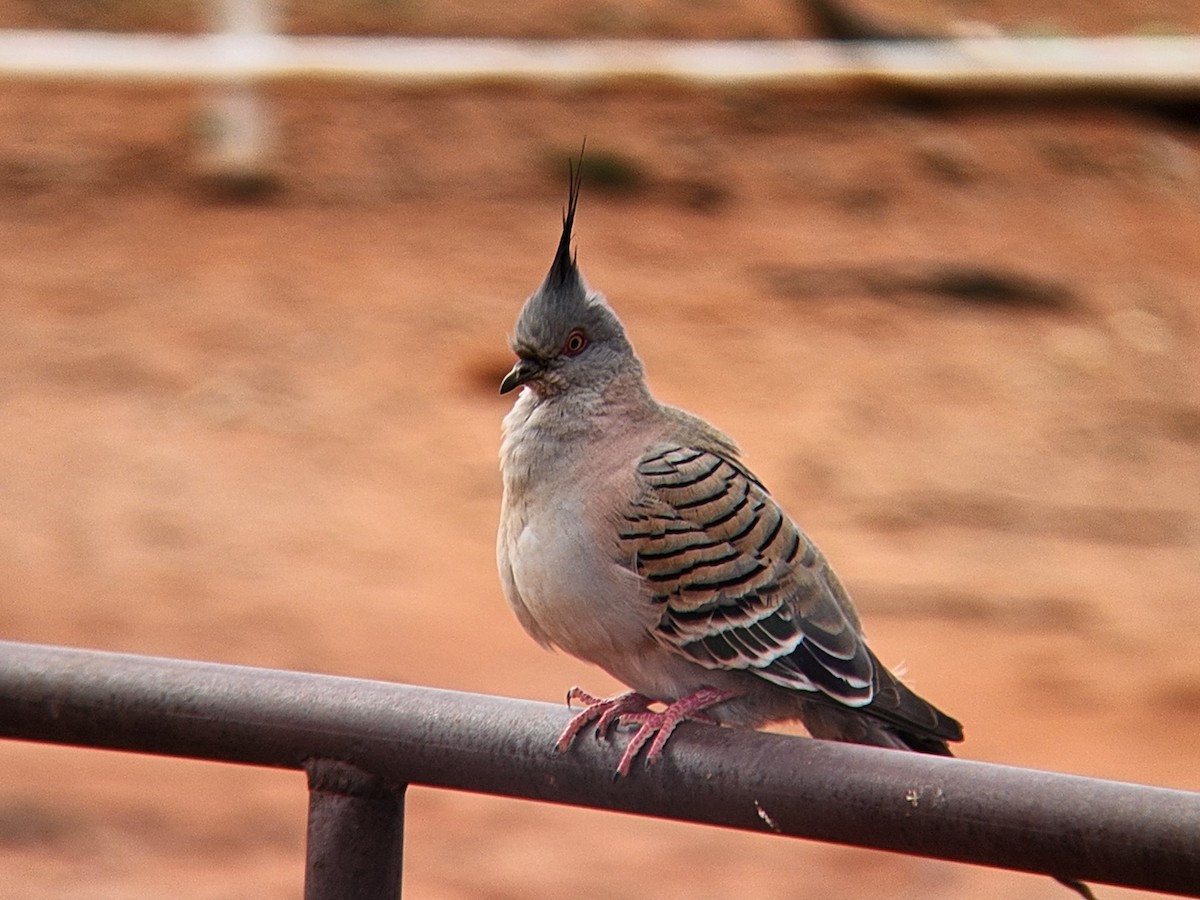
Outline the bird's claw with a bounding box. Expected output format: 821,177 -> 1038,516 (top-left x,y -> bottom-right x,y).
556,685 -> 734,776
556,688 -> 653,754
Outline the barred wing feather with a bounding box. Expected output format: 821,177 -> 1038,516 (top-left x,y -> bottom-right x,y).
621,445 -> 875,707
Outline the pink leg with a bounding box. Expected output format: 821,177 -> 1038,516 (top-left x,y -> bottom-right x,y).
556,686 -> 735,777
612,686 -> 734,776
555,688 -> 653,754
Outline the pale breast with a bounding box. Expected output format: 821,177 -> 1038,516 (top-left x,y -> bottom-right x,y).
498,391 -> 658,665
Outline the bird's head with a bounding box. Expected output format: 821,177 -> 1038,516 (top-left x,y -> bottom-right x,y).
501,159 -> 640,400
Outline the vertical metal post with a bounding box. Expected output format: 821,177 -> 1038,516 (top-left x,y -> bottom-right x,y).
304,759 -> 406,900
199,0 -> 278,194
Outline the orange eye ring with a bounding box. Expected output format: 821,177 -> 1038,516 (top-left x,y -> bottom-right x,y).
562,329 -> 589,356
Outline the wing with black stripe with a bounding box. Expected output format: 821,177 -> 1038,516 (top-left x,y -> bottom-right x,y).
621,444 -> 875,707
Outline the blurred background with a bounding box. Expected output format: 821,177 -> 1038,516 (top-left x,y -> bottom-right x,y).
1,1 -> 1199,897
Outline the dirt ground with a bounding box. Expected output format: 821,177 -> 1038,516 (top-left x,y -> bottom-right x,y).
1,27 -> 1200,900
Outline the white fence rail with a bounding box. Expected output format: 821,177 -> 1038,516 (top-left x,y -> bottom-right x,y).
3,8 -> 1198,183
1,31 -> 1200,92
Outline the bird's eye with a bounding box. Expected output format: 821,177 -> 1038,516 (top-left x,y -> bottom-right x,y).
562,330 -> 589,356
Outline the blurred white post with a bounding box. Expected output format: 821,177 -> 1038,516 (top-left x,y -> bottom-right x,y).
199,0 -> 277,193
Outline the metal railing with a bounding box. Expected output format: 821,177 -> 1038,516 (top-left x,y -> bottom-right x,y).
1,640 -> 1198,898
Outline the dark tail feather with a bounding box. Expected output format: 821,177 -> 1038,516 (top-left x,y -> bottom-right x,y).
865,652 -> 964,749
894,728 -> 955,756
1056,877 -> 1098,899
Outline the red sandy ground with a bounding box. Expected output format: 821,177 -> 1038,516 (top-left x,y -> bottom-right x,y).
0,17 -> 1199,900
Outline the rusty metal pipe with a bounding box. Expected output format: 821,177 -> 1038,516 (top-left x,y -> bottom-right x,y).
304,759 -> 405,900
1,641 -> 1197,896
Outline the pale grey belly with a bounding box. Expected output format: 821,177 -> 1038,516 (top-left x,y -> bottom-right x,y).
507,507 -> 654,666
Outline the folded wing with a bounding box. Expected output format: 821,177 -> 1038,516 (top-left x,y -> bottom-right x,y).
620,444 -> 962,743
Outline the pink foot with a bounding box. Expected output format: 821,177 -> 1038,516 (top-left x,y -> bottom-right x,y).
555,688 -> 653,754
556,686 -> 735,777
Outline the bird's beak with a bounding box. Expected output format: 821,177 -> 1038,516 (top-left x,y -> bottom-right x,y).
500,357 -> 543,395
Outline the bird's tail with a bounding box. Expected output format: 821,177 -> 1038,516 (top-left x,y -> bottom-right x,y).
1056,878 -> 1098,899
892,728 -> 955,756
856,650 -> 965,752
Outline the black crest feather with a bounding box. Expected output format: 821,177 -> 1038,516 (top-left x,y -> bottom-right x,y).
546,146 -> 585,290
